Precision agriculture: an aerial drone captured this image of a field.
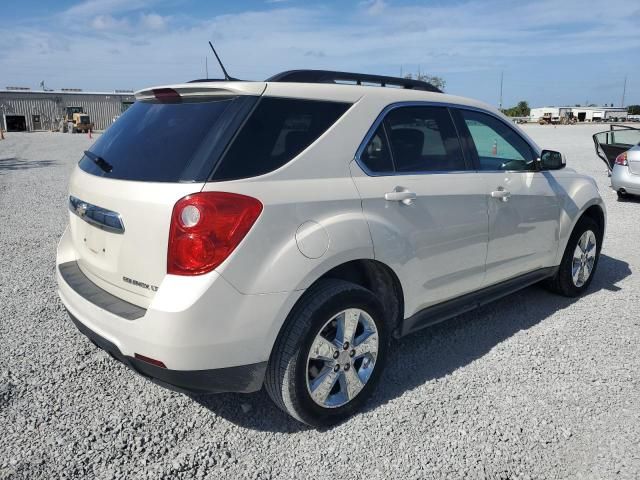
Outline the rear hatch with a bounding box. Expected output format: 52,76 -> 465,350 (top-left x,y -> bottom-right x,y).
68,82 -> 264,307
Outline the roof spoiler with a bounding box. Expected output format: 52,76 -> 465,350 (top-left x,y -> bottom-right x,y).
135,83 -> 266,101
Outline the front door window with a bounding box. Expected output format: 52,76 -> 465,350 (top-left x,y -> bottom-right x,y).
460,110 -> 536,171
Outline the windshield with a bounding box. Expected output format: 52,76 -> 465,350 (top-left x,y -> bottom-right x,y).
78,95 -> 258,182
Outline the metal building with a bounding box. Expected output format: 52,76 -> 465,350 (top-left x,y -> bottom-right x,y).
0,88 -> 135,132
530,106 -> 628,123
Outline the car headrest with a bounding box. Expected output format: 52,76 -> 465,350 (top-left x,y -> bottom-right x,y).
390,128 -> 424,160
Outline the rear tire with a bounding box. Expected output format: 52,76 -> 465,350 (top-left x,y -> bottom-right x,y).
545,216 -> 601,297
617,190 -> 627,200
265,279 -> 389,427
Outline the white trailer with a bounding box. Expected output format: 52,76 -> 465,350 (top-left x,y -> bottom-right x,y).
604,109 -> 628,122
530,107 -> 572,124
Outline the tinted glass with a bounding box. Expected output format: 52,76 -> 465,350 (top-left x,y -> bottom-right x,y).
360,124 -> 394,173
607,129 -> 640,147
79,96 -> 257,182
460,109 -> 535,171
213,97 -> 350,181
384,106 -> 466,172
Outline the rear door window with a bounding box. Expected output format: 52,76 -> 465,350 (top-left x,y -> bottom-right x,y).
79,96 -> 257,182
384,106 -> 466,172
212,97 -> 351,181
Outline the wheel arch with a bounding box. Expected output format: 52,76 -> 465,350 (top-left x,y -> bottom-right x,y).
557,198 -> 606,264
267,258 -> 405,364
316,259 -> 405,336
581,204 -> 606,240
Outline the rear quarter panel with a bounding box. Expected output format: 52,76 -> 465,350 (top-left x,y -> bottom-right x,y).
204,95 -> 388,295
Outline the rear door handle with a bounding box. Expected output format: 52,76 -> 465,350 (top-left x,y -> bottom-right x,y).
491,188 -> 511,202
384,189 -> 417,205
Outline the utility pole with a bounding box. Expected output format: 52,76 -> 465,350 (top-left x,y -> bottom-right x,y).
498,71 -> 504,110
621,75 -> 627,107
205,57 -> 209,79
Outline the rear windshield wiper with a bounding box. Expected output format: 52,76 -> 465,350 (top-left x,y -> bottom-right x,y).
84,150 -> 113,173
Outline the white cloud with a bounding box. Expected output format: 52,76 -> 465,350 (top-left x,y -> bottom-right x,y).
64,0 -> 157,18
361,0 -> 387,15
90,14 -> 130,31
140,13 -> 168,30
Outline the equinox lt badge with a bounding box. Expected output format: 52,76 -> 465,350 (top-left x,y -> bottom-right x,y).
122,276 -> 158,292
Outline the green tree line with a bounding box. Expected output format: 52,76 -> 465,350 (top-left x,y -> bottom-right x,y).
502,101 -> 530,117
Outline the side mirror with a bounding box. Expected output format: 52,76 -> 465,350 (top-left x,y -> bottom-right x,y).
539,149 -> 566,170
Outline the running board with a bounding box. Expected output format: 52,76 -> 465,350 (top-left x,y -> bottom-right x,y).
397,267 -> 558,338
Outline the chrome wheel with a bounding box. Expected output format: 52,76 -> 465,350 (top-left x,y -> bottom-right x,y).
572,230 -> 597,287
306,308 -> 379,408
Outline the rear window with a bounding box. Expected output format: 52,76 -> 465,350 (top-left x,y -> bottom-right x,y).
79,96 -> 257,182
212,97 -> 351,181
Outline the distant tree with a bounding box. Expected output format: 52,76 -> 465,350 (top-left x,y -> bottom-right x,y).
502,100 -> 530,117
628,105 -> 640,115
404,72 -> 446,91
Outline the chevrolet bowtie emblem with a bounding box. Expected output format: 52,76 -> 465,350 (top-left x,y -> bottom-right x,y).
76,203 -> 87,217
69,196 -> 125,234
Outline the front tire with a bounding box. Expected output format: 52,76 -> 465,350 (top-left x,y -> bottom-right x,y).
265,279 -> 389,427
546,216 -> 601,297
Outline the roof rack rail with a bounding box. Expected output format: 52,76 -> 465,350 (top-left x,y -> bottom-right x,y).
266,69 -> 442,93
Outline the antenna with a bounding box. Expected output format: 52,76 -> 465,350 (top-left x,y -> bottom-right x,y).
205,57 -> 209,79
621,75 -> 627,107
208,41 -> 235,81
499,71 -> 504,110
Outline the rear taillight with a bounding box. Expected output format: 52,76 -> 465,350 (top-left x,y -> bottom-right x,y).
615,152 -> 628,166
168,192 -> 263,276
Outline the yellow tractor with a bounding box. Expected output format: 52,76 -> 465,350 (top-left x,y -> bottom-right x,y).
63,106 -> 94,133
538,113 -> 553,125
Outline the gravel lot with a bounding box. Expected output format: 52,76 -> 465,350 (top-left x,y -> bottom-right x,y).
1,124 -> 639,479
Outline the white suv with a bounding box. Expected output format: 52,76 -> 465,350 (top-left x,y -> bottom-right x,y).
57,70 -> 606,426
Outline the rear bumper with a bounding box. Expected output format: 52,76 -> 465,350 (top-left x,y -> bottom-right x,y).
66,309 -> 266,394
56,225 -> 303,392
611,165 -> 640,195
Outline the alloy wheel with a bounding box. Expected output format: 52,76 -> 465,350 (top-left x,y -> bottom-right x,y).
571,230 -> 597,287
306,308 -> 379,408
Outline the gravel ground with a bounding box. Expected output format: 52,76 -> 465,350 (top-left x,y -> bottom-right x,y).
1,125 -> 639,479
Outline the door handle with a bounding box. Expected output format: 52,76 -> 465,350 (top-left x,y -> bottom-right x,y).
491,188 -> 511,202
384,189 -> 417,205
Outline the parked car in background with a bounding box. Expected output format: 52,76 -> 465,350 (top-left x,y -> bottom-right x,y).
57,70 -> 606,426
593,124 -> 640,198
